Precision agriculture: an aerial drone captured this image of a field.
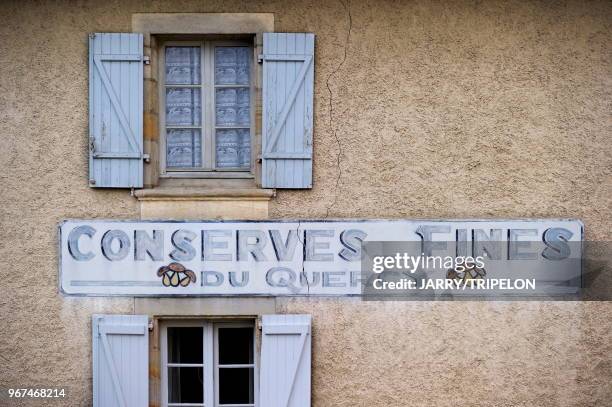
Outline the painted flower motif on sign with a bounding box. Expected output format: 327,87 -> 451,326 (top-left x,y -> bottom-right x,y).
446,263 -> 486,282
157,262 -> 197,287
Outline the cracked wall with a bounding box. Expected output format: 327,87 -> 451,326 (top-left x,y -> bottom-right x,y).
0,0 -> 611,406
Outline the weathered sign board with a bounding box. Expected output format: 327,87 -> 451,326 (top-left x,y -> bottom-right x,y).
59,219 -> 583,296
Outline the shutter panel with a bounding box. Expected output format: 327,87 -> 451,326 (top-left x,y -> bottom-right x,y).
92,315 -> 148,407
89,33 -> 144,188
260,314 -> 311,407
262,33 -> 314,189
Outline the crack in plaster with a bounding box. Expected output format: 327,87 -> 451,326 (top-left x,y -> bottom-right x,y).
324,0 -> 352,218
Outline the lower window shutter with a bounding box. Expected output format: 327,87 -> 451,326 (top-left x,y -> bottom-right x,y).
260,314 -> 312,407
261,33 -> 315,189
92,315 -> 149,407
89,33 -> 144,188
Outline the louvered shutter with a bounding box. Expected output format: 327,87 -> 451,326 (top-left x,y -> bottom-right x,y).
262,33 -> 314,188
260,314 -> 311,407
92,315 -> 149,407
89,33 -> 144,188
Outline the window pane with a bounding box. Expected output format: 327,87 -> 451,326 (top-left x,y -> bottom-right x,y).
167,327 -> 203,363
168,367 -> 203,404
218,367 -> 254,405
166,88 -> 202,126
238,129 -> 251,168
165,46 -> 201,85
215,47 -> 250,85
167,129 -> 202,168
216,129 -> 250,169
215,88 -> 250,126
218,327 -> 254,364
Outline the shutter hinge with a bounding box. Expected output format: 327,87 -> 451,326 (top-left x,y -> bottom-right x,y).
143,55 -> 150,65
89,138 -> 97,185
142,153 -> 150,163
148,319 -> 154,332
257,54 -> 264,64
257,317 -> 262,330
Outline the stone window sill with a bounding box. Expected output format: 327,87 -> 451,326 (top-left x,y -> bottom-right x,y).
134,180 -> 274,219
134,186 -> 275,201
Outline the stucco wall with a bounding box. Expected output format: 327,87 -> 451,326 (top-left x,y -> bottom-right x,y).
0,0 -> 610,406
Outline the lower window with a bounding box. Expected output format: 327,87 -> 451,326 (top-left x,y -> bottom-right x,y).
162,320 -> 255,407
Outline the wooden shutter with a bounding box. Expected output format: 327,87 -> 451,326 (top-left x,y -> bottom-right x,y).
89,33 -> 144,188
260,314 -> 311,407
261,33 -> 314,189
92,315 -> 149,407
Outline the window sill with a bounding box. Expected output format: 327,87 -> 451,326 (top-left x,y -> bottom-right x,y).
135,181 -> 274,220
134,186 -> 275,201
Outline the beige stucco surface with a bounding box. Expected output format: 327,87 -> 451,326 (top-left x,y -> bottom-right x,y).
0,0 -> 610,406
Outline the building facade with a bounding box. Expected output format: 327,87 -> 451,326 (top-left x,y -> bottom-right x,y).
0,0 -> 611,406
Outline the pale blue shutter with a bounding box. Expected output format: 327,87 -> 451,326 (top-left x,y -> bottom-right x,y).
89,33 -> 144,188
260,314 -> 311,407
92,315 -> 149,407
262,33 -> 314,188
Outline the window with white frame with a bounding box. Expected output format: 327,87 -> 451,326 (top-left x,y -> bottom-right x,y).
160,39 -> 254,177
161,320 -> 255,407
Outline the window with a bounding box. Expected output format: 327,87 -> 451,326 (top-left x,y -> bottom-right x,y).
160,40 -> 254,177
89,25 -> 314,189
161,320 -> 256,407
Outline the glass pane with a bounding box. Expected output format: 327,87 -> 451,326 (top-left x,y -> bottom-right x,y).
167,129 -> 202,168
166,87 -> 202,126
167,327 -> 203,363
218,367 -> 254,405
216,129 -> 250,169
165,46 -> 201,85
215,47 -> 250,85
218,327 -> 254,364
168,367 -> 203,404
238,129 -> 251,168
215,88 -> 250,127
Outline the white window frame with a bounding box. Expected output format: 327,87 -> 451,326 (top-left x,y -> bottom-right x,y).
159,38 -> 256,179
160,320 -> 257,407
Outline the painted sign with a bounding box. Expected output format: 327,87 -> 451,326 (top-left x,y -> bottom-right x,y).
58,219 -> 583,296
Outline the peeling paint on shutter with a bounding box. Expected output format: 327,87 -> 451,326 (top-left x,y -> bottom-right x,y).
92,314 -> 148,407
260,314 -> 311,407
262,33 -> 314,189
89,33 -> 143,188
